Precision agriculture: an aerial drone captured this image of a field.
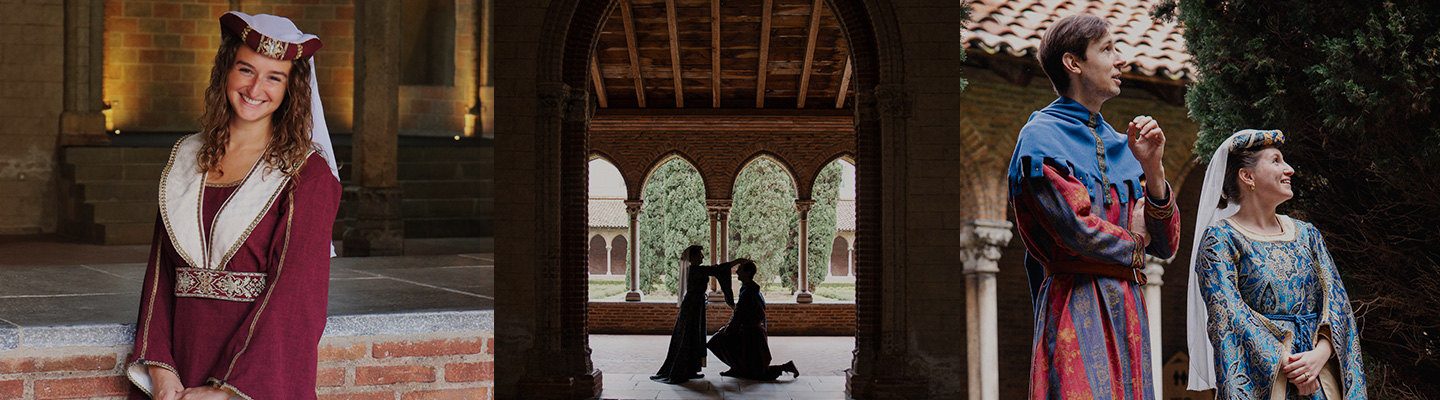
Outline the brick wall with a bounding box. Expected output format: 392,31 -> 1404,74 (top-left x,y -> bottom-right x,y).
102,0 -> 476,136
588,301 -> 855,336
0,331 -> 494,400
0,0 -> 64,234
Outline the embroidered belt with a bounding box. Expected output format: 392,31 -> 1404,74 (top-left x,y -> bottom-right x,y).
1043,260 -> 1146,284
174,267 -> 267,302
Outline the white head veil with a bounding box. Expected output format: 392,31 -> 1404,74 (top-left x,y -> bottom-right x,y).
222,11 -> 340,256
1185,129 -> 1284,390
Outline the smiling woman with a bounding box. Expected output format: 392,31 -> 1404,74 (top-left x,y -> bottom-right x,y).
123,11 -> 343,400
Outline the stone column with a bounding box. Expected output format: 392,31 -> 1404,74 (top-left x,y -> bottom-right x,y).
624,200 -> 644,301
705,199 -> 732,302
60,0 -> 108,146
344,0 -> 406,256
605,239 -> 613,275
960,219 -> 1013,400
794,199 -> 815,303
1143,255 -> 1168,400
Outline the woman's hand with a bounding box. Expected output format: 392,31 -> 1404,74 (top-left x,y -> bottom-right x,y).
149,365 -> 184,400
1281,337 -> 1333,389
178,386 -> 232,400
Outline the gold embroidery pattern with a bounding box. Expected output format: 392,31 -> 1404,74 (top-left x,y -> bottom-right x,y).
175,267 -> 267,302
258,35 -> 289,59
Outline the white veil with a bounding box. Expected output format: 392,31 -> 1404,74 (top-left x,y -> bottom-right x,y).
1186,129 -> 1276,390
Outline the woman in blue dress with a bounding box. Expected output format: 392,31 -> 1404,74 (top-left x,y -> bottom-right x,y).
1185,130 -> 1366,399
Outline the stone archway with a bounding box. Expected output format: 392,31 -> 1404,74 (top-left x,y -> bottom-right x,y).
495,0 -> 986,398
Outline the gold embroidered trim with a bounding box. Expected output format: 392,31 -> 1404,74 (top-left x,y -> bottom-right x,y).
174,267 -> 267,302
258,34 -> 289,59
206,378 -> 256,400
207,150 -> 263,271
1145,184 -> 1175,220
126,359 -> 178,397
204,180 -> 243,188
159,134 -> 200,270
214,151 -> 304,273
224,196 -> 295,381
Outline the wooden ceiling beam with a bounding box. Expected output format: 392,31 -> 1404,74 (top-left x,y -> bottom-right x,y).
755,0 -> 773,108
620,0 -> 646,108
590,55 -> 608,108
664,0 -> 684,108
835,57 -> 851,109
711,0 -> 720,108
796,0 -> 823,108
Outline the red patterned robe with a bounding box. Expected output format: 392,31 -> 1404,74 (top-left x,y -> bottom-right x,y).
1008,97 -> 1182,400
127,135 -> 340,399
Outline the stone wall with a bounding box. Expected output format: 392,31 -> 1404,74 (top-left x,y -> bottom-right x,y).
101,0 -> 477,136
0,331 -> 494,400
0,0 -> 64,234
588,301 -> 855,336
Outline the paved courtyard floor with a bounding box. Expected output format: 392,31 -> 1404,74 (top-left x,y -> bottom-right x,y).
591,334 -> 855,399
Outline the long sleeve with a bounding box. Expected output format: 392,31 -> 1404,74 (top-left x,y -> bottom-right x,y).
1195,229 -> 1288,399
706,264 -> 735,307
205,156 -> 341,399
1014,163 -> 1146,268
1142,181 -> 1182,259
126,214 -> 180,397
1310,226 -> 1368,400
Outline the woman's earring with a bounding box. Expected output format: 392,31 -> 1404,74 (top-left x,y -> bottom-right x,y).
1249,182 -> 1255,190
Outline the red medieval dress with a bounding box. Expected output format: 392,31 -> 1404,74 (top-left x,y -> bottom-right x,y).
126,134 -> 340,399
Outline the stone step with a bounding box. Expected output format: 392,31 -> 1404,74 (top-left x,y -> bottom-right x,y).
401,198 -> 486,219
87,201 -> 158,224
75,182 -> 158,203
62,162 -> 166,183
404,217 -> 493,238
398,179 -> 493,200
397,161 -> 492,181
64,146 -> 172,164
98,221 -> 155,245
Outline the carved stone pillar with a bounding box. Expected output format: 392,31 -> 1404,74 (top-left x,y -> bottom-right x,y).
794,199 -> 815,303
1143,255 -> 1168,400
60,0 -> 108,146
960,219 -> 1013,400
624,200 -> 645,301
344,0 -> 405,256
706,199 -> 732,302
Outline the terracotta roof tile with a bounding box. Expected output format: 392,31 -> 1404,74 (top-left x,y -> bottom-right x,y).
589,198 -> 629,229
836,199 -> 855,232
964,0 -> 1192,80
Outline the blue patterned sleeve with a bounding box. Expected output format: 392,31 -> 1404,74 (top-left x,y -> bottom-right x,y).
1307,224 -> 1368,399
1195,227 -> 1287,399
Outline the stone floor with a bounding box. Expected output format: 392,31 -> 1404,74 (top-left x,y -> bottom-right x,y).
590,334 -> 855,399
0,235 -> 493,348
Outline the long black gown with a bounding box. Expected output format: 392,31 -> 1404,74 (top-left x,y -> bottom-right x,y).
650,262 -> 734,384
706,280 -> 788,380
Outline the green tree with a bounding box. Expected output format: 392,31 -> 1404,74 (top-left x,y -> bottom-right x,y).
636,158 -> 709,295
730,158 -> 799,293
805,161 -> 844,292
1157,1 -> 1440,395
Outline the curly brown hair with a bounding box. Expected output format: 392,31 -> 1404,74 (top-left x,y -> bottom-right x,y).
195,31 -> 315,179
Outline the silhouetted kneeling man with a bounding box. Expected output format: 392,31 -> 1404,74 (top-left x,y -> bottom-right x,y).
706,261 -> 798,381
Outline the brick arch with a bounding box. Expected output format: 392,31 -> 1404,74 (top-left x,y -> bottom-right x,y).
955,116 -> 1010,222
514,0 -> 912,397
803,150 -> 858,201
732,151 -> 801,200
587,151 -> 635,199
637,151 -> 710,201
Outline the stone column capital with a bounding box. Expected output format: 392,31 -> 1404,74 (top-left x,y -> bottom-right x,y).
706,199 -> 732,219
624,199 -> 644,217
794,199 -> 816,218
1143,255 -> 1171,286
960,219 -> 1014,275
